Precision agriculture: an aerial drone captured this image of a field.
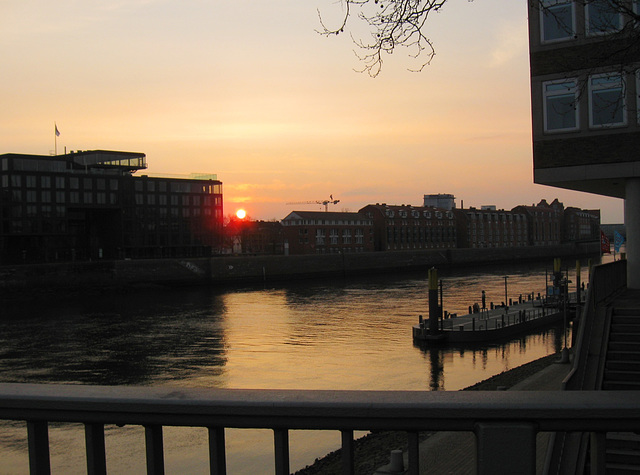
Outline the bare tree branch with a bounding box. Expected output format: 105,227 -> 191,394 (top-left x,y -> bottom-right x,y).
318,0 -> 450,77
319,0 -> 640,77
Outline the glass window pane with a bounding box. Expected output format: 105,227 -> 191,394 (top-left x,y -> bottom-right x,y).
587,0 -> 621,35
544,80 -> 578,131
542,3 -> 574,42
590,75 -> 625,126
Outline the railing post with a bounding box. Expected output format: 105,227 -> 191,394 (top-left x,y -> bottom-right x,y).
407,431 -> 420,475
27,421 -> 50,475
475,422 -> 536,475
590,432 -> 606,474
208,427 -> 226,475
144,424 -> 165,475
341,429 -> 354,474
274,429 -> 289,475
85,423 -> 107,475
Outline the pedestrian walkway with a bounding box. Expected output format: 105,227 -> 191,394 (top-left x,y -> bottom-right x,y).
374,357 -> 573,474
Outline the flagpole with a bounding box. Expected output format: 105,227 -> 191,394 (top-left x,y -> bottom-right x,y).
54,123 -> 57,156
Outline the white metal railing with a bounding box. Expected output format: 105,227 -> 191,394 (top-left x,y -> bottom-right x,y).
1,384 -> 640,475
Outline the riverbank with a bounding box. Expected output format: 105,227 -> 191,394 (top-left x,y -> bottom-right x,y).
0,242 -> 598,293
293,352 -> 561,475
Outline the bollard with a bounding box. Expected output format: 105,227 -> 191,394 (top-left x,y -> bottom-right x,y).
501,315 -> 505,327
389,449 -> 404,472
509,298 -> 512,306
459,325 -> 464,331
472,318 -> 475,331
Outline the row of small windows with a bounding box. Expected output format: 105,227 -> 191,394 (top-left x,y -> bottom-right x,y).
1,175 -> 222,195
385,209 -> 454,219
387,219 -> 454,227
387,227 -> 456,243
134,180 -> 222,195
541,0 -> 640,43
7,190 -> 118,205
284,219 -> 371,226
2,175 -> 119,190
134,194 -> 222,207
543,72 -> 637,132
466,213 -> 527,222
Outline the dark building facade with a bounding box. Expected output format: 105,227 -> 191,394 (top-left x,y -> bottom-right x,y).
237,220 -> 285,255
453,206 -> 529,249
512,199 -> 564,247
281,211 -> 374,255
0,150 -> 223,264
359,204 -> 457,251
528,0 -> 640,285
563,207 -> 601,242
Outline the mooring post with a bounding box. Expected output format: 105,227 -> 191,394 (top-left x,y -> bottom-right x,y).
429,267 -> 439,334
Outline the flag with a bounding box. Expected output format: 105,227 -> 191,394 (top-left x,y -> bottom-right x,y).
55,124 -> 60,137
601,230 -> 611,254
614,231 -> 625,253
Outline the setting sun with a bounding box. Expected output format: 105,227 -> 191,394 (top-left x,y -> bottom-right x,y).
236,209 -> 247,219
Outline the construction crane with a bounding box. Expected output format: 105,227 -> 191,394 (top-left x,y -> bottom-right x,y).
286,196 -> 340,212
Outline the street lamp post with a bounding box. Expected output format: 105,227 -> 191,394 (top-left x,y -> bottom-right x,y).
504,276 -> 508,306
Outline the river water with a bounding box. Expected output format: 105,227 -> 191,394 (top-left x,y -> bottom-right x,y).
0,257 -> 599,474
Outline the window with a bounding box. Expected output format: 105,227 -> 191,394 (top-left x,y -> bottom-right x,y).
589,73 -> 625,127
540,0 -> 575,43
586,0 -> 622,36
543,79 -> 579,131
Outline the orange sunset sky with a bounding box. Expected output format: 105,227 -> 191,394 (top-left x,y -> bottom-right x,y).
1,0 -> 624,223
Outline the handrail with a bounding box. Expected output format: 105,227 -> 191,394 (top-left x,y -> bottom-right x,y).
545,259 -> 627,474
1,384 -> 640,475
565,259 -> 627,392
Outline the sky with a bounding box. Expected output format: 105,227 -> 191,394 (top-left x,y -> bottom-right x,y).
1,0 -> 624,223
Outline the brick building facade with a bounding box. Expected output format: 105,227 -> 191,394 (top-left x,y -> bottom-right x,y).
359,204 -> 457,251
281,211 -> 374,255
453,206 -> 529,249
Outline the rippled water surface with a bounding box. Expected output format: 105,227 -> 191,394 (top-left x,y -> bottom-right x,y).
0,258 -> 597,473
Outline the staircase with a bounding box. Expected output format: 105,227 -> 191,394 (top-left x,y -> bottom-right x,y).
600,308 -> 640,473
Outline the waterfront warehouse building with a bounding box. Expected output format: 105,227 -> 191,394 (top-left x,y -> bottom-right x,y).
359,204 -> 457,251
453,206 -> 530,249
528,0 -> 640,286
0,150 -> 223,263
281,211 -> 374,255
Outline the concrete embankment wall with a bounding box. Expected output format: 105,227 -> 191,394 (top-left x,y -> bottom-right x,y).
0,241 -> 599,292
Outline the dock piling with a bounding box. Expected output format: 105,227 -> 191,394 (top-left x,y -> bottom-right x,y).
428,268 -> 440,334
